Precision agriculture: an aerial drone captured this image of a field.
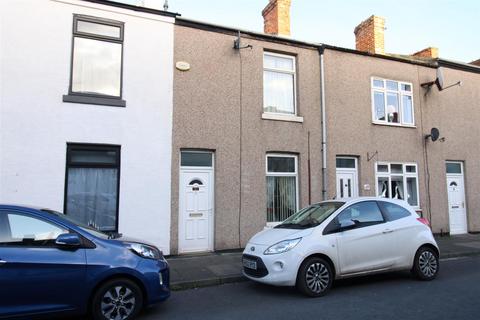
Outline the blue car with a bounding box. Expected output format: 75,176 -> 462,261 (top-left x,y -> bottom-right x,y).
0,204 -> 170,320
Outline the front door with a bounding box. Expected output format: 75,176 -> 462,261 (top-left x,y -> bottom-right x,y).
446,162 -> 467,235
179,168 -> 214,253
336,157 -> 358,199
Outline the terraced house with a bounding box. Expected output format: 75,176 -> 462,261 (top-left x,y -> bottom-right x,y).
1,0 -> 479,255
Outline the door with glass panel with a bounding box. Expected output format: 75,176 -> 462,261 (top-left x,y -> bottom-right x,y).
446,162 -> 467,235
266,154 -> 298,225
179,151 -> 214,253
336,157 -> 358,199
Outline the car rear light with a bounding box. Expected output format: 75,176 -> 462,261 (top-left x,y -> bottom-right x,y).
417,217 -> 430,226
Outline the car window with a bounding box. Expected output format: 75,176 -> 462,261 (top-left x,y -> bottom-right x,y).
0,212 -> 68,247
336,201 -> 384,228
378,201 -> 411,221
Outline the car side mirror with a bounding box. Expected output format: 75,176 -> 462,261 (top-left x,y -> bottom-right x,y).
339,220 -> 356,231
55,233 -> 81,248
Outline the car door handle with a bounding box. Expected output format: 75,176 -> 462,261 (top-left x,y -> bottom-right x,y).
382,229 -> 394,234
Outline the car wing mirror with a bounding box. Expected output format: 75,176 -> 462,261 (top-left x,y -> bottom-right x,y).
339,220 -> 356,230
55,233 -> 81,248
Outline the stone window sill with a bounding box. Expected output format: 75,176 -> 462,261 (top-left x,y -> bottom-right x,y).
63,94 -> 126,107
261,112 -> 304,123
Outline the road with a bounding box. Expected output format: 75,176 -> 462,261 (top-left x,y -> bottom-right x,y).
138,256 -> 480,320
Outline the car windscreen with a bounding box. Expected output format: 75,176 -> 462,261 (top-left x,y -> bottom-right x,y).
275,202 -> 345,229
41,209 -> 109,239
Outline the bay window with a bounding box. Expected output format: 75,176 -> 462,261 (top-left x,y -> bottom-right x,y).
372,78 -> 414,126
376,162 -> 419,207
266,154 -> 298,223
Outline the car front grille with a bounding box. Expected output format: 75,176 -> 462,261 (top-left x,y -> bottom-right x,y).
242,254 -> 269,278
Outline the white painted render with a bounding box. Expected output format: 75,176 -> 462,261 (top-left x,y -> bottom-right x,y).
0,0 -> 174,254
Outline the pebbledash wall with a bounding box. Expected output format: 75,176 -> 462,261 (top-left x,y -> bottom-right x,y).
0,0 -> 175,254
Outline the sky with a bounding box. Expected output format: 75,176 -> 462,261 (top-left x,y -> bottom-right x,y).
128,0 -> 478,63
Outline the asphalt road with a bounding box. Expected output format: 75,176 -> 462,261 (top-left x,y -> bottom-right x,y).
138,256 -> 480,320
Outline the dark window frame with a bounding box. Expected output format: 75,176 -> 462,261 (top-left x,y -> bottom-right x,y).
63,14 -> 126,107
64,143 -> 121,232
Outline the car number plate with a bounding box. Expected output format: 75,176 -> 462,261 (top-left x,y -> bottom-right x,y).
243,258 -> 257,270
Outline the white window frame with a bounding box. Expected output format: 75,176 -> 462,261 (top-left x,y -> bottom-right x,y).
265,154 -> 299,226
375,162 -> 420,208
371,77 -> 415,127
263,52 -> 297,116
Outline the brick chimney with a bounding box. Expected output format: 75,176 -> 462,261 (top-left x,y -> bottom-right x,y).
262,0 -> 291,36
412,47 -> 439,59
471,59 -> 480,66
354,15 -> 385,55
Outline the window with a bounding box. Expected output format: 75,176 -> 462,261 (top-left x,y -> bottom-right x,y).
266,154 -> 298,223
63,15 -> 125,107
371,78 -> 414,126
336,201 -> 384,228
181,151 -> 213,167
446,162 -> 462,174
376,163 -> 419,207
65,144 -> 120,232
0,212 -> 68,247
378,201 -> 411,221
263,52 -> 296,115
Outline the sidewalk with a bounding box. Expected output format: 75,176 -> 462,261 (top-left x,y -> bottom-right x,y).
167,234 -> 480,290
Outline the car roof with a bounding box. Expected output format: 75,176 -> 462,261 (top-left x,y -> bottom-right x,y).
0,203 -> 53,212
320,197 -> 411,207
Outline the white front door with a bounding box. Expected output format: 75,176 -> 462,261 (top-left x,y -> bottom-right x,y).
336,157 -> 358,199
446,162 -> 467,235
179,169 -> 214,253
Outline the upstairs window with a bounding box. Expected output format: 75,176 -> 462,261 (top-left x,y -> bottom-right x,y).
263,52 -> 296,115
64,15 -> 125,106
371,78 -> 414,126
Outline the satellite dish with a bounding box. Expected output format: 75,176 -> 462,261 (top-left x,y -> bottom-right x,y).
435,68 -> 444,90
430,128 -> 440,141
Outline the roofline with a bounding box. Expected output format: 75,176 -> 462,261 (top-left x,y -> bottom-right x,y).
176,17 -> 480,75
81,0 -> 180,18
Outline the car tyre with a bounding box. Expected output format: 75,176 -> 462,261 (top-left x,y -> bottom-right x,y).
91,278 -> 143,320
413,246 -> 439,281
296,257 -> 333,297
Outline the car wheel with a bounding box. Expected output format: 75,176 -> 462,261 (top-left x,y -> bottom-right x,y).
92,278 -> 143,320
296,257 -> 333,297
413,246 -> 439,281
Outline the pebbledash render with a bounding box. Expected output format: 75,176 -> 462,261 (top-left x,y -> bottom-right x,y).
171,0 -> 480,254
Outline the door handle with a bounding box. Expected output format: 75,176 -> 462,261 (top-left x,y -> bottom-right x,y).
0,260 -> 6,265
382,229 -> 394,234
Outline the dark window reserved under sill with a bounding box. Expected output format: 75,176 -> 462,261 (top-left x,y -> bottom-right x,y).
63,94 -> 126,107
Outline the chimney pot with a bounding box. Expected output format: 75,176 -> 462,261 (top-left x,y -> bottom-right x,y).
354,15 -> 385,55
262,0 -> 292,36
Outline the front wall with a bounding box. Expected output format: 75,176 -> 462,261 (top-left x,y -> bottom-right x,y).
172,25 -> 322,252
324,49 -> 480,233
0,0 -> 174,253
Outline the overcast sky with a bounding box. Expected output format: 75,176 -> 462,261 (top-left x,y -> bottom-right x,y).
128,0 -> 478,63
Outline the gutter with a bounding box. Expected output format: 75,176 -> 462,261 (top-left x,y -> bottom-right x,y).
319,46 -> 328,201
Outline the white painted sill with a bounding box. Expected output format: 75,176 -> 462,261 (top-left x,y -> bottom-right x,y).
262,112 -> 304,123
372,121 -> 417,128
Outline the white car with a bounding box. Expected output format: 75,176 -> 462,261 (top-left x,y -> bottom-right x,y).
243,197 -> 439,297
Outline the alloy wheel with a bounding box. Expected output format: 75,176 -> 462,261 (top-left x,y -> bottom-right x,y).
101,285 -> 136,320
305,262 -> 330,294
419,251 -> 438,278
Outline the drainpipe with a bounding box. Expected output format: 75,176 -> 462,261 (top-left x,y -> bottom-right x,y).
319,46 -> 328,201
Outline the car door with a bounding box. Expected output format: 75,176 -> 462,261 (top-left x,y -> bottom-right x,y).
330,201 -> 396,275
0,209 -> 87,317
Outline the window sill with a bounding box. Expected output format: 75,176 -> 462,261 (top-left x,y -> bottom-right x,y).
262,113 -> 304,123
372,121 -> 416,128
63,94 -> 126,107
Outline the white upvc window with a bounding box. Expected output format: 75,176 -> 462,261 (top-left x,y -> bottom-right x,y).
371,77 -> 414,126
263,52 -> 297,115
375,162 -> 419,207
266,154 -> 299,224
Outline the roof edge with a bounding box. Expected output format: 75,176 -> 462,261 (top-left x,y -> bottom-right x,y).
81,0 -> 180,18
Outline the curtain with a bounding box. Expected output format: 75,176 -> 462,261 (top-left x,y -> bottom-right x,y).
267,176 -> 296,222
66,167 -> 118,231
264,70 -> 294,114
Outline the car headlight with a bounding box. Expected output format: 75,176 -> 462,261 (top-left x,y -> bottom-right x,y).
264,238 -> 302,255
127,242 -> 162,260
